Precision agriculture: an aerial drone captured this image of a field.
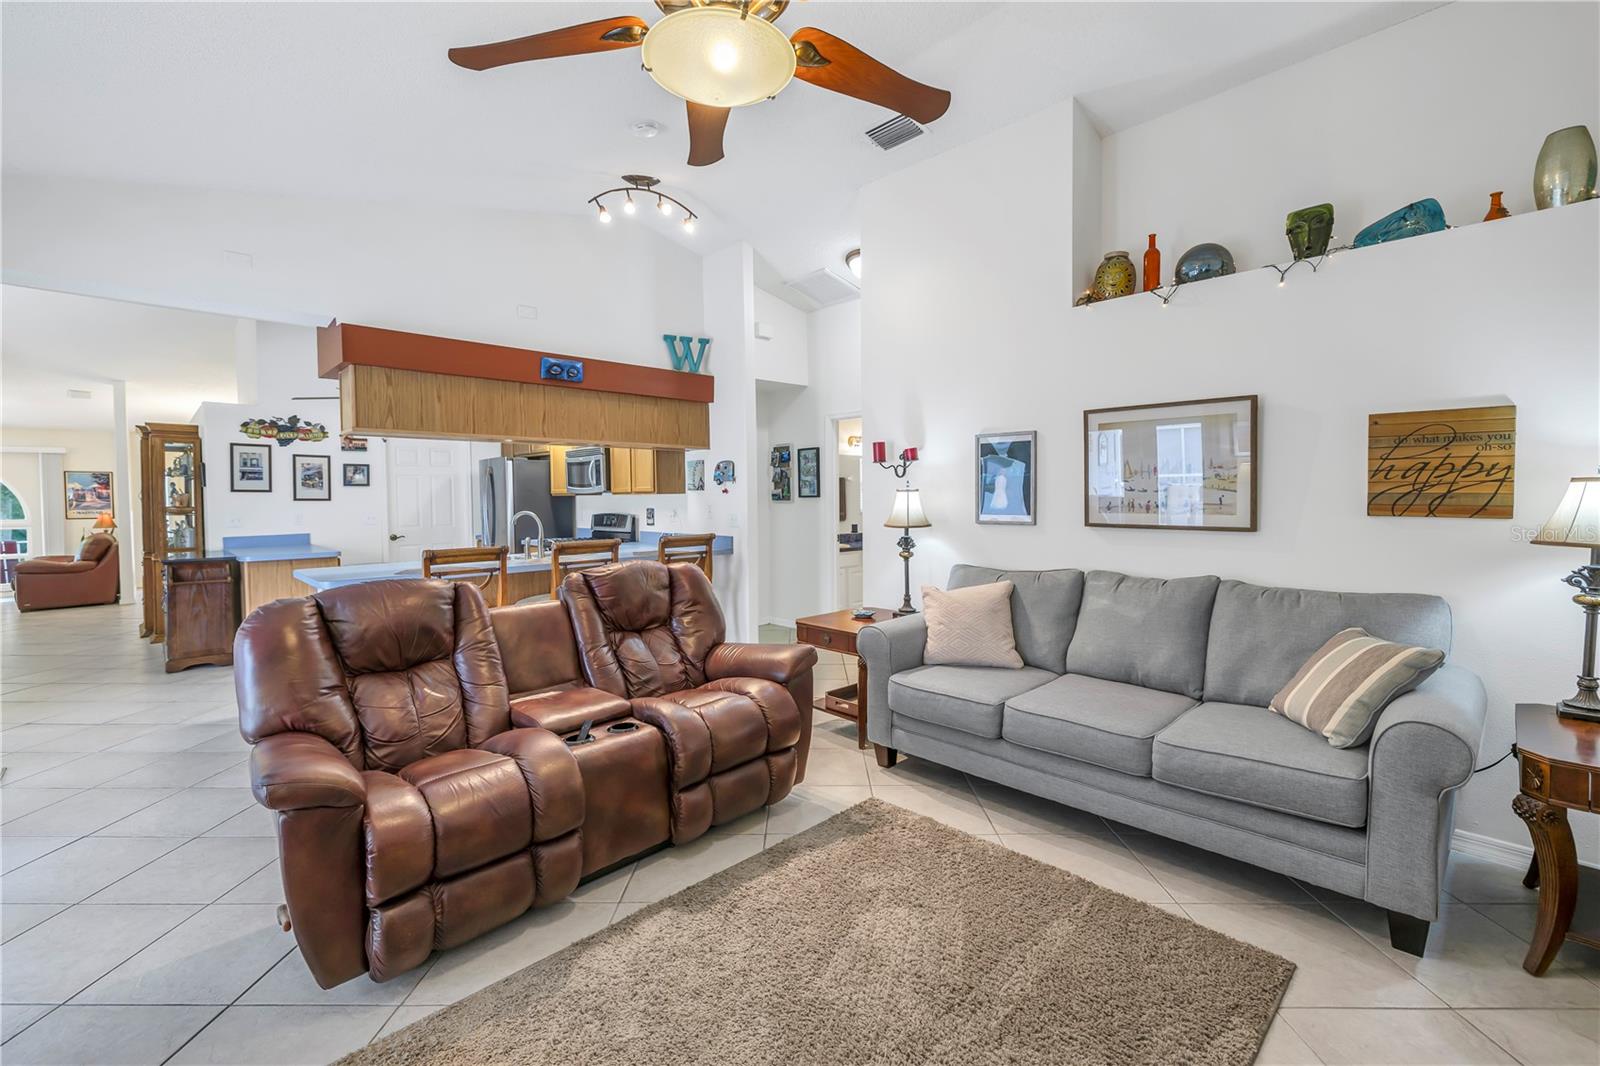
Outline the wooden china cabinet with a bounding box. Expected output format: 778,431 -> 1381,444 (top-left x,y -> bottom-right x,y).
137,422 -> 206,641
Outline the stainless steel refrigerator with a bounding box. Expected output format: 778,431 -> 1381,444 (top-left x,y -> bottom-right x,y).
478,455 -> 576,550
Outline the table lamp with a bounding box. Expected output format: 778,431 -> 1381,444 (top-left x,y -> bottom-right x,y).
1532,476 -> 1600,720
91,512 -> 116,539
884,487 -> 930,616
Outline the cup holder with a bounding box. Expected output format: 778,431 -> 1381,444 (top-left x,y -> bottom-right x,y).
563,734 -> 595,745
606,721 -> 640,734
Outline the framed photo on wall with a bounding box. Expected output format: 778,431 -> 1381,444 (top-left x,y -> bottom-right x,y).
797,447 -> 821,498
292,454 -> 331,502
976,431 -> 1036,524
342,463 -> 370,487
63,470 -> 113,520
230,443 -> 272,493
770,444 -> 792,502
1084,395 -> 1257,531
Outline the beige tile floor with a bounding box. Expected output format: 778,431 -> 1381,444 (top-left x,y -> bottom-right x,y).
0,606 -> 1593,1064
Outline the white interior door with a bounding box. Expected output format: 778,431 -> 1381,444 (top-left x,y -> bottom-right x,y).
386,440 -> 470,561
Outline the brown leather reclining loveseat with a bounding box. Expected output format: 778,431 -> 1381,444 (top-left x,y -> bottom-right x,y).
236,560 -> 815,988
14,533 -> 119,611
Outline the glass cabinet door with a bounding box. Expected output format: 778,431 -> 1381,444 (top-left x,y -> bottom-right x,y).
162,442 -> 199,549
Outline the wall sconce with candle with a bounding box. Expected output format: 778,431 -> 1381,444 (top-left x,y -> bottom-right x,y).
872,442 -> 927,614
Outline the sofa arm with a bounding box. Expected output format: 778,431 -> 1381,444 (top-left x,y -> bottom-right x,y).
857,614 -> 928,748
1365,663 -> 1487,920
250,732 -> 367,811
705,643 -> 818,685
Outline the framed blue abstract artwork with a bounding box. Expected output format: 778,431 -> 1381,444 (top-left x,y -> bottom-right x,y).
976,431 -> 1036,525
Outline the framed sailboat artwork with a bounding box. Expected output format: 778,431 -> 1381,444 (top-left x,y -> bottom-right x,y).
1083,395 -> 1258,531
976,431 -> 1036,525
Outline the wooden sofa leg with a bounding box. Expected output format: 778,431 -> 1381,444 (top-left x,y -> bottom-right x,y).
873,744 -> 897,769
1387,911 -> 1431,957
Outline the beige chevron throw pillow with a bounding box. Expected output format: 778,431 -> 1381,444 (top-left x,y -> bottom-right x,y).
922,581 -> 1024,669
1270,627 -> 1445,748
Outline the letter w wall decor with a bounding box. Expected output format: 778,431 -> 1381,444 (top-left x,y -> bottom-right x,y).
664,335 -> 711,374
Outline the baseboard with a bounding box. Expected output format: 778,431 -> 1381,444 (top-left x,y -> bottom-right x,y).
1451,828 -> 1532,869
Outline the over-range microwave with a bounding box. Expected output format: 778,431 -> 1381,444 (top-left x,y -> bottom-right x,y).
565,447 -> 607,494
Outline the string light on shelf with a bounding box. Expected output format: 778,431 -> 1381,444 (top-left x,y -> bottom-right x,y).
588,174 -> 698,234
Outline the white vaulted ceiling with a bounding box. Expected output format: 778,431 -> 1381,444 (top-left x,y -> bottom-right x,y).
2,2 -> 1438,286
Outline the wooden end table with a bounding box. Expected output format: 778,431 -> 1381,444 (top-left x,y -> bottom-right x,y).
794,608 -> 896,751
1513,702 -> 1600,975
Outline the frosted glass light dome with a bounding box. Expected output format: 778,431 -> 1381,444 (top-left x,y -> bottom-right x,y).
641,7 -> 796,108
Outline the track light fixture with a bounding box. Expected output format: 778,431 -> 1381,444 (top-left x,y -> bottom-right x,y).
588,174 -> 697,234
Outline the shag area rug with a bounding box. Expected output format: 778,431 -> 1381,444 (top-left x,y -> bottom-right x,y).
342,799 -> 1293,1066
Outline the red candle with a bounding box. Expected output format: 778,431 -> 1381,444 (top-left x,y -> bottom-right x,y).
871,441 -> 887,464
902,446 -> 918,461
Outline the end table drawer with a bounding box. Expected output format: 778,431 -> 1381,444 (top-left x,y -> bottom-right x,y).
797,623 -> 856,655
1522,754 -> 1595,809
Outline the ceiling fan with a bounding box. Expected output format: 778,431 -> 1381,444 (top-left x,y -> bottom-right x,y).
448,0 -> 952,167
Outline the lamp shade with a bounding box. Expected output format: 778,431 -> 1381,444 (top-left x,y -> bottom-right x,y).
1533,476 -> 1600,548
884,488 -> 931,529
92,513 -> 116,530
641,7 -> 796,108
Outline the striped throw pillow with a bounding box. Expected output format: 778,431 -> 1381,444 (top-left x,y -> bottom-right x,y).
1269,628 -> 1445,748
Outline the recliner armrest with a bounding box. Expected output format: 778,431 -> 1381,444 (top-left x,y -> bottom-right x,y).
477,727 -> 585,842
705,643 -> 817,685
250,732 -> 367,811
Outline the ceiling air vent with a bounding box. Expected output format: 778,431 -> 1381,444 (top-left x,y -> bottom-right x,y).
66,388 -> 93,400
865,114 -> 924,151
786,267 -> 860,307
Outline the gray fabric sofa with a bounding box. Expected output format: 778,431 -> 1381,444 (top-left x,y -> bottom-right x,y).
858,565 -> 1488,955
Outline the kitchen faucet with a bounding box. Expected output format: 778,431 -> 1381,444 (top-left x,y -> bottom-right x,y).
510,510 -> 545,559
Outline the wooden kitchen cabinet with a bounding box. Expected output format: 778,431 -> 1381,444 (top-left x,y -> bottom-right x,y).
548,445 -> 572,495
606,448 -> 685,494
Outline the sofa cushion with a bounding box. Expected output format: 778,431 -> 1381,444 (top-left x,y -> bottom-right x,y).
1002,673 -> 1196,776
1065,572 -> 1220,699
889,665 -> 1057,739
1152,702 -> 1370,828
922,581 -> 1024,669
1204,580 -> 1452,707
948,565 -> 1084,673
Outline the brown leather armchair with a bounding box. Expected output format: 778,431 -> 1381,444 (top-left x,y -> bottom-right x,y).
14,533 -> 119,611
561,561 -> 818,842
236,580 -> 585,988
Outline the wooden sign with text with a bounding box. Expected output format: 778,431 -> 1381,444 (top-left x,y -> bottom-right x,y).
1367,405 -> 1515,519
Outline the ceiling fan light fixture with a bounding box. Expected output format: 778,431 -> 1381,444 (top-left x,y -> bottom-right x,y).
658,196 -> 673,217
597,203 -> 612,224
623,191 -> 637,214
641,7 -> 796,108
682,216 -> 696,234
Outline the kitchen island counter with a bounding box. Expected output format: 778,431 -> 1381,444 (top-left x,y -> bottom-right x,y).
295,535 -> 732,599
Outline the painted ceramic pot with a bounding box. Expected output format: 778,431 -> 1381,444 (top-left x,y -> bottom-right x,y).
1534,125 -> 1598,209
1352,198 -> 1446,248
1174,243 -> 1236,284
1091,251 -> 1135,301
1483,191 -> 1510,222
1285,203 -> 1334,260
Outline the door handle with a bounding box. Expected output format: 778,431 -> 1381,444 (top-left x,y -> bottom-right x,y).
389,533 -> 406,541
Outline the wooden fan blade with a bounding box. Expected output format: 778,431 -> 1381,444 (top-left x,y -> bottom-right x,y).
448,16 -> 648,71
686,101 -> 730,167
789,27 -> 951,124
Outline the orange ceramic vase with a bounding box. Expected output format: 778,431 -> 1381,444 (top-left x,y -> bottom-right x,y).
1142,234 -> 1161,291
1483,191 -> 1511,222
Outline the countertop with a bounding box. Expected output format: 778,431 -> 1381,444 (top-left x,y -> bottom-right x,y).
295,535 -> 733,591
221,534 -> 341,563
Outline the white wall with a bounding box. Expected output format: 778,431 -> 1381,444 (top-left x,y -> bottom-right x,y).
756,300 -> 862,625
1100,2 -> 1600,285
1,428 -> 115,549
862,10 -> 1600,863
